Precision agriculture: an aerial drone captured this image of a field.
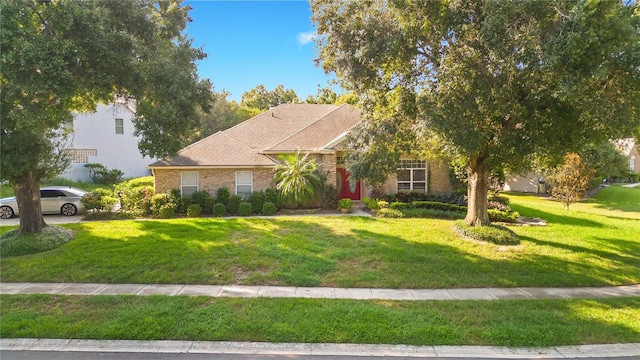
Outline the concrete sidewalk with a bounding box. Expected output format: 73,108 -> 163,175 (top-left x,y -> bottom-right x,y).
1,338 -> 639,358
2,282 -> 639,300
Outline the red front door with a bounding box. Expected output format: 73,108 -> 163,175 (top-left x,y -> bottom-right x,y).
337,168 -> 361,200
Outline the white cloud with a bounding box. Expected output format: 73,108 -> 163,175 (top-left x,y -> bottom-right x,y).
296,31 -> 316,45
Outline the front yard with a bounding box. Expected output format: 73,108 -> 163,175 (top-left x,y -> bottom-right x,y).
1,186 -> 639,346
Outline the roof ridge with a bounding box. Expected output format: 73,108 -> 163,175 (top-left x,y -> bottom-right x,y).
263,104 -> 344,152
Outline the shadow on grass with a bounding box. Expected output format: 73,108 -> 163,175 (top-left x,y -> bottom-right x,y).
1,216 -> 639,288
581,186 -> 640,213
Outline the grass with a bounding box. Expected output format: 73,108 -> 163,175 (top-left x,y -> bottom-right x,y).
1,294 -> 638,347
0,226 -> 73,257
1,186 -> 639,288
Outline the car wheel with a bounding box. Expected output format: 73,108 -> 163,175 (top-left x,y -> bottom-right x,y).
61,203 -> 77,216
0,206 -> 14,219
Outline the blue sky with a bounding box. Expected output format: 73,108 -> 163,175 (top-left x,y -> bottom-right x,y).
183,0 -> 334,103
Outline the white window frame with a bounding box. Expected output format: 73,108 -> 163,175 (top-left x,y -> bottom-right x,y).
631,156 -> 636,172
115,118 -> 124,135
235,171 -> 253,197
397,159 -> 427,193
181,171 -> 198,197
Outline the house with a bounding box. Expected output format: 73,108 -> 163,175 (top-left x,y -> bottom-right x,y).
62,97 -> 156,181
504,137 -> 639,192
613,138 -> 639,174
149,104 -> 453,200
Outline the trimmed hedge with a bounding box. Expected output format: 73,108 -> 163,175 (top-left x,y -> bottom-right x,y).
238,202 -> 252,216
488,209 -> 520,223
262,202 -> 277,216
401,208 -> 465,220
213,203 -> 226,217
412,201 -> 467,212
187,204 -> 202,218
376,208 -> 405,218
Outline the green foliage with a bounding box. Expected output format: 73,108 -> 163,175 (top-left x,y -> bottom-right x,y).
177,196 -> 192,215
83,163 -> 123,185
400,208 -> 466,220
389,201 -> 409,210
1,0 -> 212,233
216,187 -> 231,206
274,151 -> 325,207
454,221 -> 520,246
81,188 -> 117,212
115,177 -> 155,217
212,203 -> 226,217
190,191 -> 212,212
238,202 -> 252,216
337,198 -> 353,210
362,197 -> 380,210
321,183 -> 338,210
241,84 -> 299,111
204,197 -> 215,215
157,204 -> 177,219
377,200 -> 389,209
549,153 -> 595,210
0,226 -> 73,257
262,202 -> 278,216
195,91 -> 256,140
228,195 -> 242,215
265,187 -> 280,206
312,0 -> 640,226
248,191 -> 265,214
376,208 -> 405,218
488,209 -> 520,223
411,201 -> 467,213
186,204 -> 202,218
151,192 -> 177,219
581,141 -> 630,180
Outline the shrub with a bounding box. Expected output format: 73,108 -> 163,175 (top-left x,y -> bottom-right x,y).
215,187 -> 231,206
362,197 -> 380,210
84,163 -> 124,185
454,220 -> 520,245
177,196 -> 192,214
337,198 -> 353,210
401,208 -> 465,220
376,208 -> 405,218
487,201 -> 510,212
377,200 -> 389,209
248,191 -> 265,214
158,203 -> 177,219
204,197 -> 215,214
228,195 -> 242,214
81,188 -> 115,212
488,195 -> 510,205
190,191 -> 213,212
488,209 -> 520,223
265,187 -> 280,206
212,203 -> 226,217
412,201 -> 467,212
187,204 -> 202,218
322,183 -> 338,210
262,201 -> 277,216
389,201 -> 409,210
238,202 -> 252,216
114,177 -> 155,216
0,226 -> 74,257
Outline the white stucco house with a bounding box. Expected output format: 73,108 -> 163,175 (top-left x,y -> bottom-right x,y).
61,97 -> 156,181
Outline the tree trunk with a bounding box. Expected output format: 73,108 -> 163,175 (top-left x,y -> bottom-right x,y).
464,157 -> 491,226
13,173 -> 47,234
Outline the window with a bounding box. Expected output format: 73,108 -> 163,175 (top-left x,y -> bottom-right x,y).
70,149 -> 97,163
115,118 -> 124,134
631,156 -> 636,172
397,160 -> 426,193
181,171 -> 198,196
235,171 -> 253,197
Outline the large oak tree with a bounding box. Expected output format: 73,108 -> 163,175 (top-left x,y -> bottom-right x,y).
311,0 -> 640,225
1,0 -> 211,233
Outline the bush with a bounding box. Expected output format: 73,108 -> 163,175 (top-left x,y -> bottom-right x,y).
337,198 -> 353,210
158,203 -> 177,219
177,196 -> 192,214
412,201 -> 467,212
0,226 -> 74,257
362,197 -> 380,210
216,187 -> 231,206
401,208 -> 465,220
204,197 -> 215,215
488,195 -> 510,205
212,202 -> 226,217
81,188 -> 115,212
454,220 -> 520,245
190,191 -> 213,212
84,163 -> 123,185
262,202 -> 277,216
377,200 -> 389,209
488,209 -> 520,223
322,184 -> 338,210
265,187 -> 280,206
228,195 -> 242,214
114,177 -> 155,216
389,201 -> 409,210
248,191 -> 265,214
376,208 -> 405,218
238,202 -> 252,216
186,204 -> 202,218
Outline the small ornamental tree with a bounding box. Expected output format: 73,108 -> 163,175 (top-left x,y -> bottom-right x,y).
273,151 -> 325,208
549,153 -> 595,210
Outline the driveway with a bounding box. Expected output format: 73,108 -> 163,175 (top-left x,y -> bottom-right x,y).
0,214 -> 83,227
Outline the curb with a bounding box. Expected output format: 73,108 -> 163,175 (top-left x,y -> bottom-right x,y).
2,339 -> 639,358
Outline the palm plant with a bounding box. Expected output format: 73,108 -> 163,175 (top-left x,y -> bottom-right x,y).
273,151 -> 325,207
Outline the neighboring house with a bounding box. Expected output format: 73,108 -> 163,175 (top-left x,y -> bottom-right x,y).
505,137 -> 639,192
62,97 -> 156,181
613,138 -> 639,174
149,104 -> 453,200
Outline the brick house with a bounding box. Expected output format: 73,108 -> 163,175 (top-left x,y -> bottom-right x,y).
148,104 -> 452,200
613,138 -> 639,174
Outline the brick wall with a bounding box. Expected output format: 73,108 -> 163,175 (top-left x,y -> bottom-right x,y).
153,168 -> 275,196
364,159 -> 453,197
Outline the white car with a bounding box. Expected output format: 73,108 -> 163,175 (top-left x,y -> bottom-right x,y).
0,186 -> 87,219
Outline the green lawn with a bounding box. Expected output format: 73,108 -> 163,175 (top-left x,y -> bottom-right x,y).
1,186 -> 639,347
1,186 -> 639,288
1,295 -> 638,347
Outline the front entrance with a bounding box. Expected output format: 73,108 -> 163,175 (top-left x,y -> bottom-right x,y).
336,167 -> 361,200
